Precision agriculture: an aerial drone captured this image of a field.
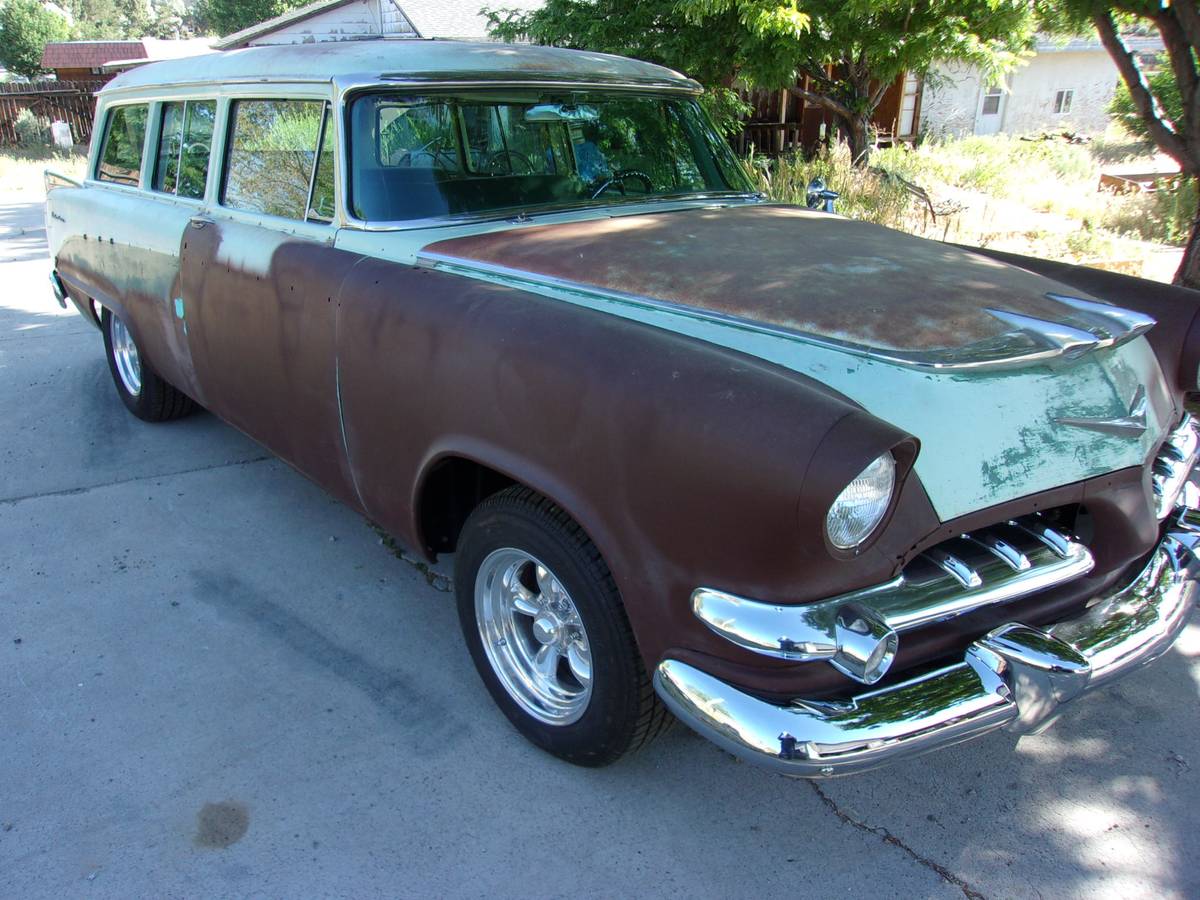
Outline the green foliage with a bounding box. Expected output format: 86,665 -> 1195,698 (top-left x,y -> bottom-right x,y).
13,108 -> 49,147
746,142 -> 913,225
0,0 -> 70,78
62,0 -> 149,39
194,0 -> 311,37
1110,58 -> 1181,144
487,0 -> 1039,160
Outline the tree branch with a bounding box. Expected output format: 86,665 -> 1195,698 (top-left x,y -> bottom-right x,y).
787,85 -> 854,122
1172,0 -> 1200,50
1154,9 -> 1199,136
1094,9 -> 1194,173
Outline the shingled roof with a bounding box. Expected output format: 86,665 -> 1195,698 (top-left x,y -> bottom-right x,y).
41,39 -> 215,72
41,41 -> 148,70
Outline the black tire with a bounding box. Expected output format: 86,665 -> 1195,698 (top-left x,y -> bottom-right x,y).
101,307 -> 196,422
455,486 -> 671,766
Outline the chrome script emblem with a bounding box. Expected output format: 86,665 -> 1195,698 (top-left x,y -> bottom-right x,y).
1055,385 -> 1148,437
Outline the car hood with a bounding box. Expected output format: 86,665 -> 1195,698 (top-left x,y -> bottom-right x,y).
420,203 -> 1175,521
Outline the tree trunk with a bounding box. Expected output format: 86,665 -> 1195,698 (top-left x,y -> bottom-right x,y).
1176,197 -> 1200,289
841,114 -> 873,166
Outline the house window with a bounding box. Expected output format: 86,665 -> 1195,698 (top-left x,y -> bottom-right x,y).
898,72 -> 922,137
981,86 -> 1003,116
1054,90 -> 1073,115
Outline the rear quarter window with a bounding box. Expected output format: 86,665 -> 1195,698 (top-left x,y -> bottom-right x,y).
96,104 -> 149,186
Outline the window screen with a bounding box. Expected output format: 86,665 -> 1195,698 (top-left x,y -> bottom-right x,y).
153,100 -> 216,199
981,87 -> 1002,116
97,104 -> 148,186
222,99 -> 327,220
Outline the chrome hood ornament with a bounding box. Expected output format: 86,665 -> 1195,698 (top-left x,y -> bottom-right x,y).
1056,384 -> 1149,437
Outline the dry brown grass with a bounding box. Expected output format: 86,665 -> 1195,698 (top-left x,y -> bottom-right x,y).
747,130 -> 1189,281
0,149 -> 88,195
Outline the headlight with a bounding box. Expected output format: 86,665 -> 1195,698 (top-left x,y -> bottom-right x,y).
825,453 -> 896,550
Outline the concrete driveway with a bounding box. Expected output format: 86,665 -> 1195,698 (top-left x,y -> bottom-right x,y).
2,189 -> 1198,899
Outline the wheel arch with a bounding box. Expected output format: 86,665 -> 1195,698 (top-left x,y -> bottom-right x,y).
409,440 -> 632,592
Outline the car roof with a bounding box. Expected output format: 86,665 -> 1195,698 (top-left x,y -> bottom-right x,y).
101,39 -> 700,95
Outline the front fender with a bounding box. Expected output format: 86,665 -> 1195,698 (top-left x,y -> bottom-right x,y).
334,259 -> 934,669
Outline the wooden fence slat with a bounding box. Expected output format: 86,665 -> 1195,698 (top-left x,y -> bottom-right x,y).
0,80 -> 105,147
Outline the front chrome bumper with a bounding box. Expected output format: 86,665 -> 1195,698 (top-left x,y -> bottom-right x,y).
654,514 -> 1200,777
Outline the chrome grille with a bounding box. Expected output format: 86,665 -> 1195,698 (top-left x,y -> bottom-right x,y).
1152,415 -> 1199,519
692,515 -> 1094,685
886,516 -> 1094,631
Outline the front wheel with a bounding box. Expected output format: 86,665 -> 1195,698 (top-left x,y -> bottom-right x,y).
455,487 -> 671,766
102,307 -> 196,422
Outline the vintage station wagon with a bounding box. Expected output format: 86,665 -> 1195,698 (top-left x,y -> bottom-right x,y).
45,40 -> 1200,776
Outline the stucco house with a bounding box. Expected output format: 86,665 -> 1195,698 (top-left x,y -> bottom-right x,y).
215,0 -> 545,49
919,35 -> 1164,138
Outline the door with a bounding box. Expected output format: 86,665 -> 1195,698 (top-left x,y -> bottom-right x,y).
975,83 -> 1006,135
179,95 -> 361,506
135,96 -> 218,401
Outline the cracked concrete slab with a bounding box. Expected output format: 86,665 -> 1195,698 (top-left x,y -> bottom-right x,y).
2,190 -> 1198,898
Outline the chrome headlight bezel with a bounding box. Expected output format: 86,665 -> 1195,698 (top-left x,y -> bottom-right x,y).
825,452 -> 897,550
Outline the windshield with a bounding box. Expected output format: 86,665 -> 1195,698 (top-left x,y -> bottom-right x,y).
348,90 -> 753,222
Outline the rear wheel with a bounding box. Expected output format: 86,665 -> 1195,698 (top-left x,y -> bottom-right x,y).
455,486 -> 671,766
101,307 -> 196,422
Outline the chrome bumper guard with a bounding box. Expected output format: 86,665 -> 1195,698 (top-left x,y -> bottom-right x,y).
49,270 -> 68,309
655,513 -> 1200,778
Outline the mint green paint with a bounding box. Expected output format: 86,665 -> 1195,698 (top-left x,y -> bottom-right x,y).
431,259 -> 1172,522
174,297 -> 185,319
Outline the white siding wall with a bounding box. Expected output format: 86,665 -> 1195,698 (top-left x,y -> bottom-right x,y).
247,0 -> 416,46
920,50 -> 1119,138
1002,50 -> 1117,134
919,61 -> 984,138
381,1 -> 415,34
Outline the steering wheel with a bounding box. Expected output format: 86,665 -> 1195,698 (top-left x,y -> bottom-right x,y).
590,170 -> 655,199
396,138 -> 458,170
483,149 -> 536,175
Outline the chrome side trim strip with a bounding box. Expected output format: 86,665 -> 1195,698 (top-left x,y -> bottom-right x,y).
657,519 -> 1199,777
692,516 -> 1094,683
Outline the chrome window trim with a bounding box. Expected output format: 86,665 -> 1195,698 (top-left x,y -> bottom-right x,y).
217,95 -> 337,228
92,100 -> 153,188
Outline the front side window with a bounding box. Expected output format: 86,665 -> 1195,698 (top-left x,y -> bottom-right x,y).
349,91 -> 753,222
222,99 -> 329,220
153,100 -> 216,199
1054,90 -> 1073,115
96,104 -> 148,186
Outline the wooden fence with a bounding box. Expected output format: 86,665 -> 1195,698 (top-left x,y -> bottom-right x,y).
0,80 -> 105,147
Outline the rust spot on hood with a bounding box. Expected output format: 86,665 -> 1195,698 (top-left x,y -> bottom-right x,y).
423,205 -> 1094,354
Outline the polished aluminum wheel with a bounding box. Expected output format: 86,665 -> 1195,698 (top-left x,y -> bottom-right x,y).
475,548 -> 593,725
109,314 -> 142,397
